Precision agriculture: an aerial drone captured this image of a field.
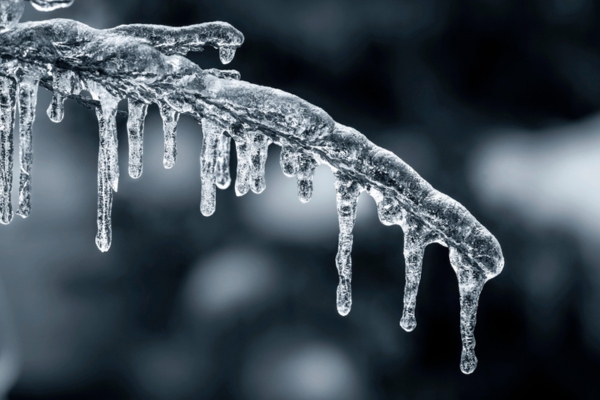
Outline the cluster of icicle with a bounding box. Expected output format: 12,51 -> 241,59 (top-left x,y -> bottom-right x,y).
0,1 -> 504,374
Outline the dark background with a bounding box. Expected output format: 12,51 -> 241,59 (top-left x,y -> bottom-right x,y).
1,0 -> 600,398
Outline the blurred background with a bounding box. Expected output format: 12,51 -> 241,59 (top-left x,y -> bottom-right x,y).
0,0 -> 599,398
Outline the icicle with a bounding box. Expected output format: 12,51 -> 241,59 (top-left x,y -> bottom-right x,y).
87,81 -> 120,252
47,69 -> 78,123
250,130 -> 271,194
127,100 -> 147,179
449,247 -> 486,375
215,131 -> 231,189
234,138 -> 250,196
16,73 -> 40,218
297,150 -> 316,203
280,144 -> 299,177
159,103 -> 179,169
200,118 -> 220,216
87,81 -> 119,193
399,220 -> 426,332
219,46 -> 236,65
0,76 -> 15,225
334,173 -> 361,316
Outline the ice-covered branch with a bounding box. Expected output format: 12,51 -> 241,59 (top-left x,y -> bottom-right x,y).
0,17 -> 504,374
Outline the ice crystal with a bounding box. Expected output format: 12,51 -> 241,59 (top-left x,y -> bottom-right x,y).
0,1 -> 504,374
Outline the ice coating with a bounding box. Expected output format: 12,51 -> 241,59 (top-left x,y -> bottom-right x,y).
16,71 -> 40,217
0,18 -> 504,373
0,76 -> 14,224
127,100 -> 147,179
0,0 -> 23,32
159,103 -> 179,169
334,173 -> 361,316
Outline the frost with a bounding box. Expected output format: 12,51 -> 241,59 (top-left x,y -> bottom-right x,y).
0,1 -> 504,374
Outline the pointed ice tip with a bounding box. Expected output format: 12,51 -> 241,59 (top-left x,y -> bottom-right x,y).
0,212 -> 13,225
400,316 -> 417,332
219,46 -> 236,64
337,305 -> 351,316
460,351 -> 478,375
16,210 -> 29,219
95,237 -> 111,253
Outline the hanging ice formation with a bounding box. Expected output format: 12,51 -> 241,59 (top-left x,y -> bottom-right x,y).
0,4 -> 504,374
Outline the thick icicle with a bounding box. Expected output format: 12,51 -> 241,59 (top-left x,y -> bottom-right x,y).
334,173 -> 361,316
127,100 -> 148,179
16,72 -> 40,218
87,81 -> 120,252
249,130 -> 271,194
280,144 -> 299,177
200,118 -> 220,216
0,76 -> 15,225
449,247 -> 486,375
297,150 -> 316,203
233,137 -> 250,196
399,218 -> 428,332
215,131 -> 231,190
159,103 -> 179,169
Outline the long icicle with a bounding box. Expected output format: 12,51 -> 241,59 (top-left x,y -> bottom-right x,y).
159,103 -> 179,169
0,76 -> 16,225
334,172 -> 361,316
249,130 -> 271,194
450,247 -> 486,375
91,89 -> 119,252
16,72 -> 40,218
200,118 -> 220,216
215,131 -> 231,189
127,100 -> 148,179
399,220 -> 427,332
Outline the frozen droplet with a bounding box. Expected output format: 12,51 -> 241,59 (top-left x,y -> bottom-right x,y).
219,46 -> 236,64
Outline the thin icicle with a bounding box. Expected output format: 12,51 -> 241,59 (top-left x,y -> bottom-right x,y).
297,150 -> 316,203
215,131 -> 231,189
47,69 -> 78,123
250,130 -> 271,194
334,173 -> 361,316
399,219 -> 427,332
159,103 -> 179,169
200,118 -> 220,216
0,76 -> 15,225
16,72 -> 40,218
280,144 -> 299,177
449,247 -> 486,375
127,100 -> 147,179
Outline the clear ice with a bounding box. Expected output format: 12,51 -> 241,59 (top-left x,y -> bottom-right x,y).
0,9 -> 504,373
